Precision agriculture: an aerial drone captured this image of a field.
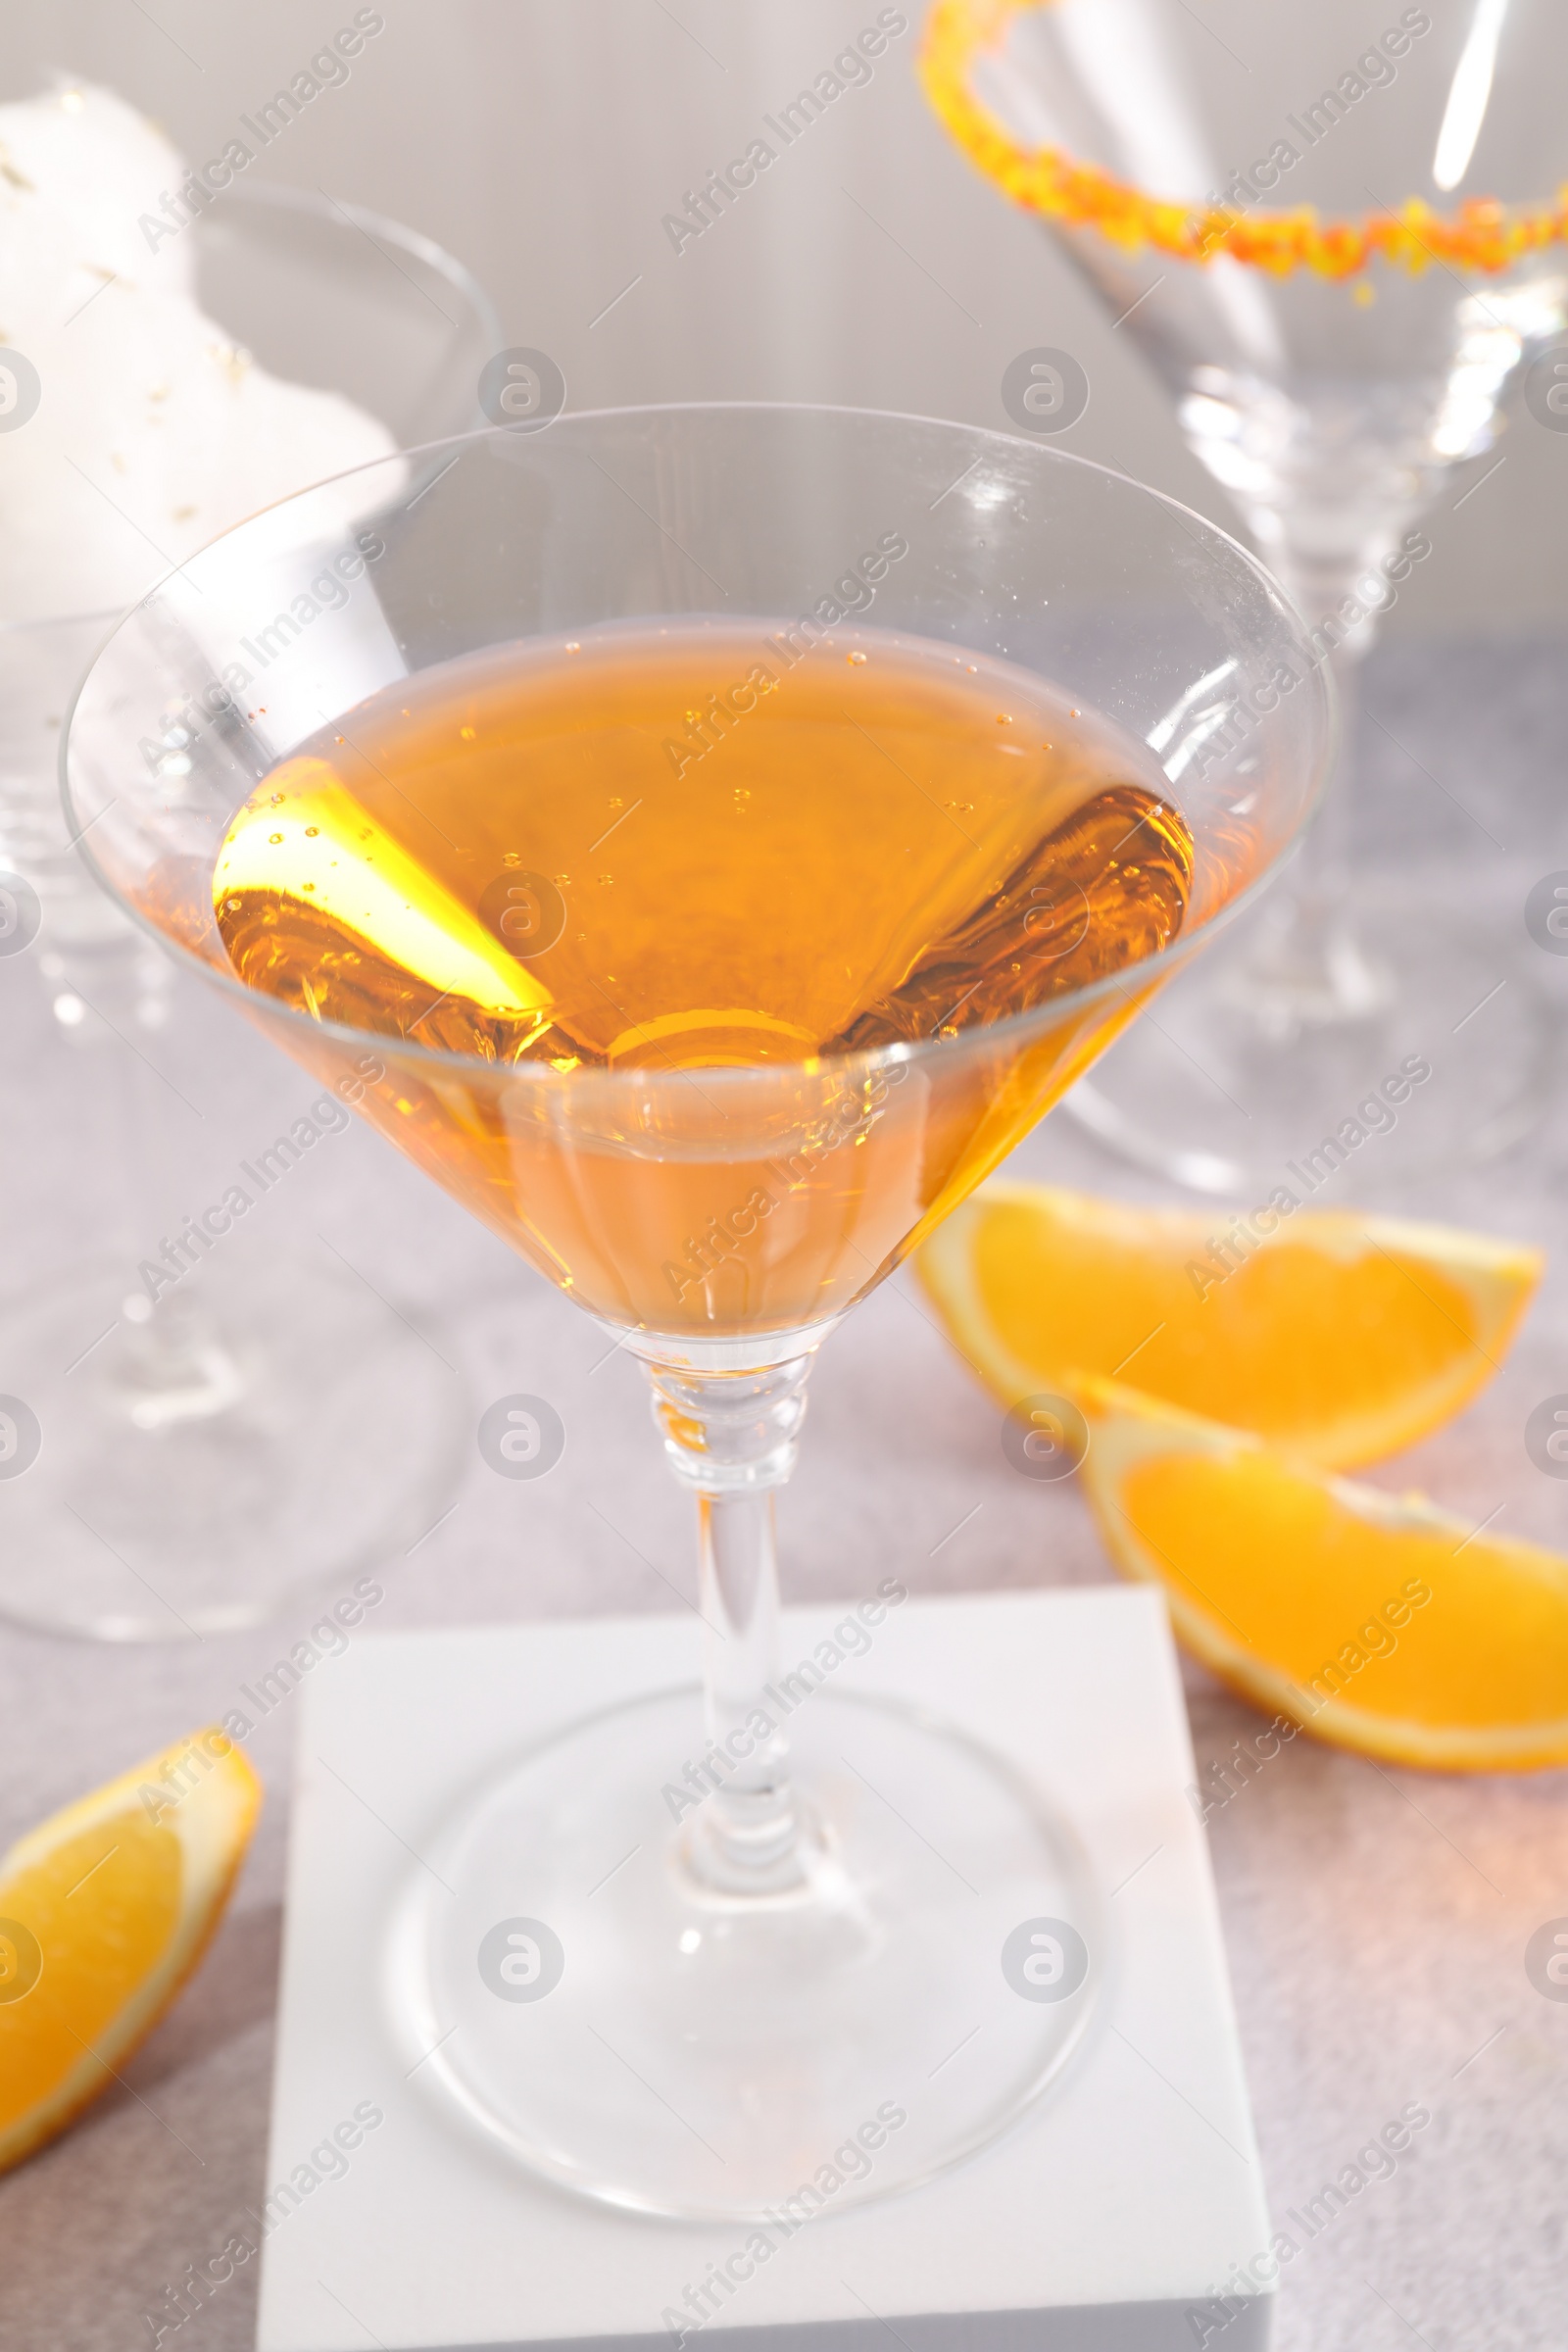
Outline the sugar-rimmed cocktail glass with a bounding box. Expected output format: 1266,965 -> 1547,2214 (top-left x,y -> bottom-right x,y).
923,0 -> 1568,1189
62,405 -> 1330,2217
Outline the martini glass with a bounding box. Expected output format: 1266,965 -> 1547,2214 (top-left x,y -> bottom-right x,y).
923,0 -> 1568,1190
0,183 -> 499,1638
62,406 -> 1330,2217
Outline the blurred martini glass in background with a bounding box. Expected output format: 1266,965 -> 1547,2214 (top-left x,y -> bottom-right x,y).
0,140 -> 500,1638
923,0 -> 1568,1190
64,406 -> 1330,2215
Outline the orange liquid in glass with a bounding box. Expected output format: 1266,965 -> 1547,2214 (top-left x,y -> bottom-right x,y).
214,625 -> 1191,1336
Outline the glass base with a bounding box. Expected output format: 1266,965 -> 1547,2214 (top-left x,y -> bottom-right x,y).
1065,890 -> 1548,1196
388,1685 -> 1102,2221
0,1245 -> 465,1639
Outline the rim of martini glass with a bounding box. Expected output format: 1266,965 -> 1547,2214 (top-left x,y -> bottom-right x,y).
58,401 -> 1336,1099
921,0 -> 1568,278
213,176 -> 502,351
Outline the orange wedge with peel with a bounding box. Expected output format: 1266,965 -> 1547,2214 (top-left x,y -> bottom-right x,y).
916,1181 -> 1541,1468
0,1727 -> 262,2173
1076,1376 -> 1568,1772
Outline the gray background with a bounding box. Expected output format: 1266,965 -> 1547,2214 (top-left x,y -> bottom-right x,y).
4,0 -> 1567,632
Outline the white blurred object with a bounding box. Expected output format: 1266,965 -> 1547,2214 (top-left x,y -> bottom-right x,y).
0,82 -> 396,624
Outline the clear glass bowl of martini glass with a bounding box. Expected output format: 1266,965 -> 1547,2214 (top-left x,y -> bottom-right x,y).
62,405 -> 1330,2217
923,0 -> 1568,1191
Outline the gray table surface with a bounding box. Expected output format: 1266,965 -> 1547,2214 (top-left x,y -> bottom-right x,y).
1,636 -> 1565,2352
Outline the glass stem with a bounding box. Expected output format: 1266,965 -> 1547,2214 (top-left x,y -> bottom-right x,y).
64,932 -> 246,1421
645,1352 -> 816,1893
1243,536 -> 1391,1024
1277,636 -> 1378,977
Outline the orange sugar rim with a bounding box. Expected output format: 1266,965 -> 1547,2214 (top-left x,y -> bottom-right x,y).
919,0 -> 1568,279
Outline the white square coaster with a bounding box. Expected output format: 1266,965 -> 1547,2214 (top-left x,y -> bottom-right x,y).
258,1588 -> 1273,2351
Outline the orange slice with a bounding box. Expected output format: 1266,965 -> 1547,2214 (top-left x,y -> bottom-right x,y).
916,1181 -> 1541,1468
0,1728 -> 262,2173
1077,1377 -> 1568,1772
